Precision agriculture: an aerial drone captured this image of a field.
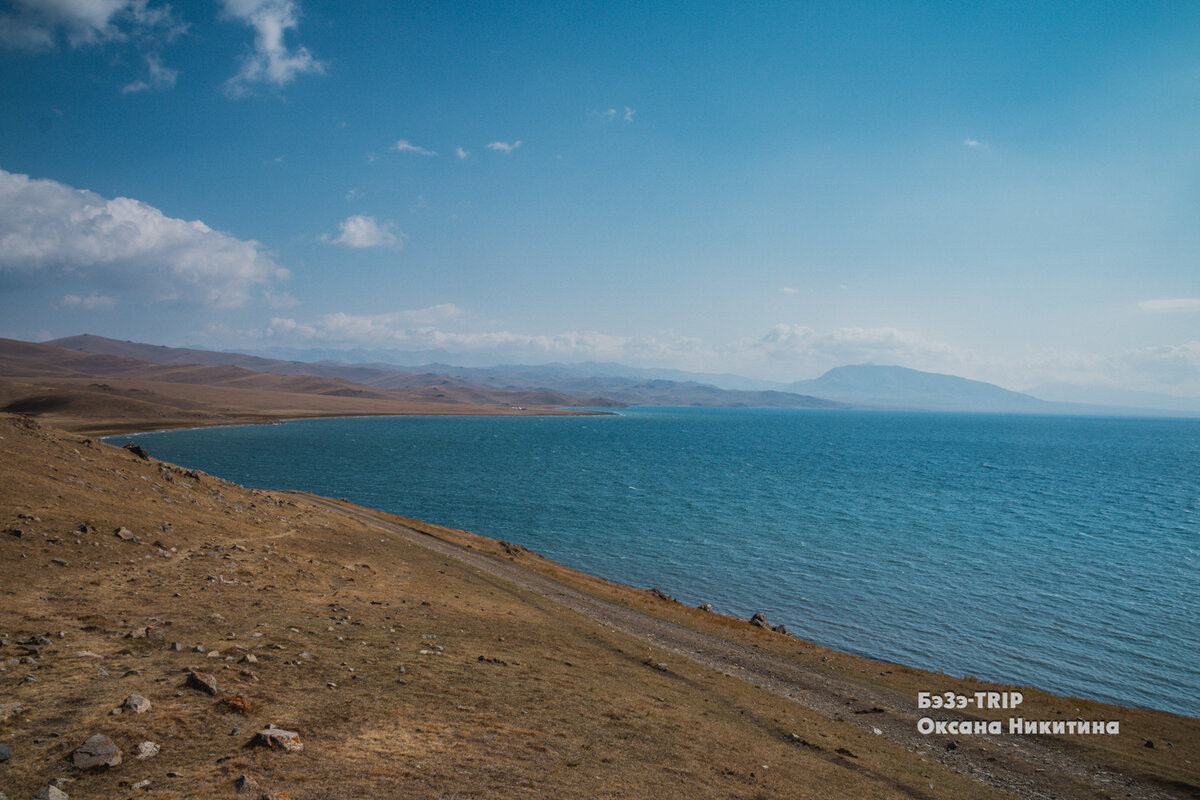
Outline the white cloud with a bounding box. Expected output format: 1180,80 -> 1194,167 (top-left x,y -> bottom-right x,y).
0,167 -> 288,307
486,140 -> 521,154
964,138 -> 983,148
393,139 -> 435,156
778,287 -> 798,294
1137,298 -> 1200,313
121,51 -> 177,93
735,324 -> 972,378
60,292 -> 116,310
260,309 -> 711,366
322,214 -> 400,249
623,106 -> 636,122
221,0 -> 325,95
0,0 -> 182,50
455,146 -> 469,159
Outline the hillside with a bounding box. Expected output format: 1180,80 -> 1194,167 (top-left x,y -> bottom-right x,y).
2,413 -> 1197,798
0,338 -> 609,435
47,336 -> 838,410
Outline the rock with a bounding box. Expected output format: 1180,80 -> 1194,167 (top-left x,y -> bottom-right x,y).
145,627 -> 165,642
114,527 -> 137,541
169,641 -> 183,652
0,701 -> 27,722
124,694 -> 152,714
130,779 -> 151,790
749,612 -> 771,628
219,694 -> 249,714
772,624 -> 789,635
234,774 -> 259,792
240,653 -> 258,664
697,603 -> 714,612
185,670 -> 219,695
5,528 -> 23,538
135,741 -> 160,759
123,442 -> 150,459
649,588 -> 674,602
32,787 -> 68,800
0,742 -> 11,761
264,792 -> 291,800
250,727 -> 303,752
50,558 -> 68,567
72,733 -> 122,770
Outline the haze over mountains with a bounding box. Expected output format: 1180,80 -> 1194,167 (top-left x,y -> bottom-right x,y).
12,334 -> 1200,418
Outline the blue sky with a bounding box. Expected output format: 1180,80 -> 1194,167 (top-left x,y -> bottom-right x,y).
1,1 -> 1197,393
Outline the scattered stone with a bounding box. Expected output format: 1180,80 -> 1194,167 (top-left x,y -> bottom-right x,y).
0,742 -> 11,762
76,651 -> 102,658
219,694 -> 249,714
114,527 -> 137,541
50,557 -> 68,567
240,653 -> 258,664
72,733 -> 122,770
264,791 -> 291,800
5,528 -> 23,538
649,588 -> 674,602
32,787 -> 68,800
250,727 -> 303,752
697,603 -> 714,612
749,612 -> 771,628
135,741 -> 160,759
124,694 -> 152,714
234,774 -> 259,793
1144,739 -> 1155,749
185,670 -> 219,695
130,779 -> 151,790
123,442 -> 150,459
169,642 -> 183,652
772,624 -> 789,635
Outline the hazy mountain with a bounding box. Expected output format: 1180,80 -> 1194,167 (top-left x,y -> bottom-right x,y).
785,365 -> 1060,413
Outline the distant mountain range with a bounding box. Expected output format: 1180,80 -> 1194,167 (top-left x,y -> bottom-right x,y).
35,334 -> 1200,417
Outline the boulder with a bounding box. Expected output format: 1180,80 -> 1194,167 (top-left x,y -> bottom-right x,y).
72,733 -> 122,770
185,670 -> 219,695
234,774 -> 259,793
251,727 -> 303,752
135,741 -> 160,760
124,694 -> 152,714
749,612 -> 771,628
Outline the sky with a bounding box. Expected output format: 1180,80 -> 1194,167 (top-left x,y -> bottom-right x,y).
0,1 -> 1197,394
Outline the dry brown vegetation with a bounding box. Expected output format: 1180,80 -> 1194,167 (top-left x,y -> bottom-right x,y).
1,413 -> 1197,799
0,338 -> 609,436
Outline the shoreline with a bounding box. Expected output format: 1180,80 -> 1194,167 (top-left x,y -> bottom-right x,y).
3,412 -> 1197,798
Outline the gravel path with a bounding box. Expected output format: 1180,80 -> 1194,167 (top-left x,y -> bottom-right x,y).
298,492 -> 1184,800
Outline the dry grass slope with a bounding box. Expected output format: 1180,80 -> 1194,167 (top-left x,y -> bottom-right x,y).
1,414 -> 1196,799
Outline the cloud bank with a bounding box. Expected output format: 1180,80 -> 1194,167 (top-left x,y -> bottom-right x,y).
0,0 -> 182,50
0,168 -> 288,307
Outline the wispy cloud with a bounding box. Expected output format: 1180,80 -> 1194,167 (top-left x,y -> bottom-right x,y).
121,52 -> 178,94
963,138 -> 984,148
486,140 -> 521,154
778,287 -> 799,294
598,106 -> 636,122
0,168 -> 288,308
221,0 -> 325,96
0,0 -> 184,50
455,146 -> 469,159
393,139 -> 436,156
1137,298 -> 1200,313
322,214 -> 401,248
59,292 -> 116,311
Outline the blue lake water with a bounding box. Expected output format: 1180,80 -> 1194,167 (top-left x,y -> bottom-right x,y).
109,408 -> 1200,716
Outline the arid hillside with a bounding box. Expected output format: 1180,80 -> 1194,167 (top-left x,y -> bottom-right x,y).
1,414 -> 1197,799
0,338 -> 610,436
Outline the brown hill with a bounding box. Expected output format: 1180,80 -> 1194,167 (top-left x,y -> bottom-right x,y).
0,338 -> 608,435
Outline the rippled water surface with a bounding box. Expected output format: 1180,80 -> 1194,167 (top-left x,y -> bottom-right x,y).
111,408 -> 1200,716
